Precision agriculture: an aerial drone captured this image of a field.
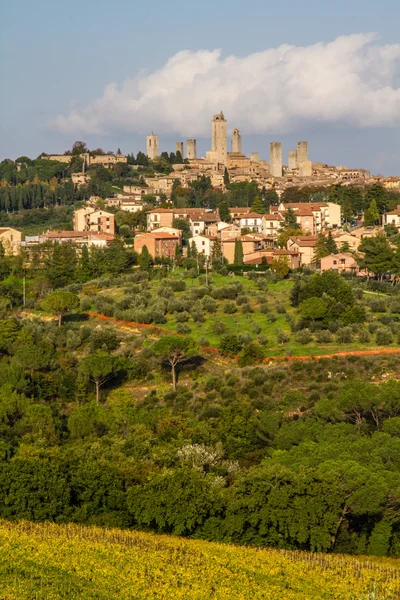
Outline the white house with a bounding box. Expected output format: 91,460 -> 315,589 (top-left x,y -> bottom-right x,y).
189,235 -> 216,257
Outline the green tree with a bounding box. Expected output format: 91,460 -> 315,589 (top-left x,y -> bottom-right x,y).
153,336 -> 196,390
172,218 -> 191,240
313,233 -> 330,262
283,208 -> 300,229
223,167 -> 230,186
233,239 -> 244,265
251,197 -> 265,214
218,199 -> 230,223
139,245 -> 152,270
299,297 -> 329,320
41,291 -> 79,327
80,353 -> 122,403
211,238 -> 224,266
326,231 -> 338,254
364,184 -> 389,214
46,243 -> 78,288
364,199 -> 380,226
358,235 -> 394,280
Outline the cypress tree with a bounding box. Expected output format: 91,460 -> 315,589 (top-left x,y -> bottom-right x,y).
234,239 -> 244,265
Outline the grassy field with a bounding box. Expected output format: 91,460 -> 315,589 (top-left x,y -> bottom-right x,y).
1,520 -> 399,600
90,271 -> 399,357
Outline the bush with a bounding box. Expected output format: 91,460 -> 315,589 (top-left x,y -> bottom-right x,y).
276,330 -> 290,345
89,329 -> 120,353
259,303 -> 269,314
336,327 -> 354,344
295,330 -> 313,345
170,280 -> 186,292
201,297 -> 217,313
198,336 -> 210,346
369,298 -> 387,313
220,334 -> 242,356
213,322 -> 226,334
358,328 -> 371,343
252,323 -> 262,335
223,302 -> 237,314
175,312 -> 190,323
241,303 -> 253,314
191,310 -> 205,324
375,327 -> 393,346
176,323 -> 191,334
316,330 -> 333,343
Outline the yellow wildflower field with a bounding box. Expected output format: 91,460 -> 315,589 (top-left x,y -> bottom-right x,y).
0,520 -> 399,599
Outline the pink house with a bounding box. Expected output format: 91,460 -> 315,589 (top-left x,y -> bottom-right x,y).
320,253 -> 359,274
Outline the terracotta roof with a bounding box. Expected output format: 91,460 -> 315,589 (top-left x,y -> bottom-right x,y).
289,236 -> 318,247
386,205 -> 400,215
284,202 -> 328,210
238,212 -> 263,219
263,214 -> 283,221
148,208 -> 174,213
138,232 -> 178,239
42,231 -> 114,240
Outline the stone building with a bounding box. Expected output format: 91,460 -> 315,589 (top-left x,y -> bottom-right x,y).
288,150 -> 298,170
0,227 -> 22,255
186,139 -> 197,160
146,134 -> 159,160
175,142 -> 184,157
231,128 -> 242,153
73,207 -> 115,235
297,141 -> 308,165
134,231 -> 180,259
270,142 -> 282,177
250,152 -> 260,162
206,112 -> 227,165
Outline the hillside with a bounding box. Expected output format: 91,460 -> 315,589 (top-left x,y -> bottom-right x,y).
1,520 -> 399,600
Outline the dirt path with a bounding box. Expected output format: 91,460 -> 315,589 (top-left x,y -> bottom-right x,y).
87,312 -> 400,363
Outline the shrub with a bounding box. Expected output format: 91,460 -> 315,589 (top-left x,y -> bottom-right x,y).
369,298 -> 387,313
238,333 -> 252,345
375,327 -> 393,346
276,305 -> 287,314
170,280 -> 186,292
175,312 -> 190,323
191,310 -> 205,324
90,329 -> 120,353
358,328 -> 371,343
295,330 -> 313,345
220,334 -> 242,356
252,323 -> 262,335
241,303 -> 253,314
259,303 -> 269,314
276,330 -> 290,345
213,322 -> 226,334
201,297 -> 217,313
236,295 -> 249,306
176,323 -> 191,334
223,302 -> 237,314
198,336 -> 210,346
336,327 -> 353,344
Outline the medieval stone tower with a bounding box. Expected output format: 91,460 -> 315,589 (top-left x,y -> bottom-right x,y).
146,134 -> 159,160
297,141 -> 308,165
270,142 -> 282,177
211,111 -> 227,165
175,142 -> 184,157
231,128 -> 242,153
288,149 -> 298,170
186,139 -> 197,160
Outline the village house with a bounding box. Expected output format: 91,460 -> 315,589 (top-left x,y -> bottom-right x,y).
331,231 -> 360,251
0,227 -> 22,255
221,233 -> 274,263
382,205 -> 400,229
38,231 -> 114,248
231,212 -> 263,233
73,207 -> 115,235
189,234 -> 217,258
243,248 -> 301,269
134,231 -> 181,259
287,235 -> 319,266
189,212 -> 219,236
320,252 -> 359,274
261,213 -> 284,238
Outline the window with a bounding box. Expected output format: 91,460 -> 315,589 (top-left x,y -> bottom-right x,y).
202,241 -> 205,246
333,260 -> 337,265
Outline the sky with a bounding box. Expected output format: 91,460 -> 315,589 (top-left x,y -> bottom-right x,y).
1,0 -> 399,175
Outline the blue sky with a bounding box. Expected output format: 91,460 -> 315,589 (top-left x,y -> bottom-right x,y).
1,0 -> 399,174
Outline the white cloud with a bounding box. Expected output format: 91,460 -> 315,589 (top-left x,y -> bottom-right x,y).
51,33 -> 400,137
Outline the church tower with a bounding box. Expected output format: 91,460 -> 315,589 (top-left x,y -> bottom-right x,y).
146,134 -> 159,160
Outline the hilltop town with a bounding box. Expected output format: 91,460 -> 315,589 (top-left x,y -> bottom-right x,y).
0,111 -> 397,278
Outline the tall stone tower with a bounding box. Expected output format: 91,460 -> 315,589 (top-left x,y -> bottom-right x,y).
186,139 -> 197,160
288,150 -> 298,170
175,142 -> 184,157
297,141 -> 308,166
146,134 -> 159,160
231,128 -> 242,153
211,111 -> 227,165
270,142 -> 282,177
